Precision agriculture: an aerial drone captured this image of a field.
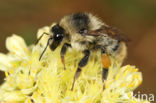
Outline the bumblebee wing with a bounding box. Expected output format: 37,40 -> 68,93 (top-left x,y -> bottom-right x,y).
88,26 -> 130,42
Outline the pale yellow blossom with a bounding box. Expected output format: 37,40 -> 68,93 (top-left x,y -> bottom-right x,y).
0,26 -> 150,103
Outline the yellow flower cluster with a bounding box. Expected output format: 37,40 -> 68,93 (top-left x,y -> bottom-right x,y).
0,26 -> 150,103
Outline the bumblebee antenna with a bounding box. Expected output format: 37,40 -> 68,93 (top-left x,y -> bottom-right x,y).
35,32 -> 49,45
39,38 -> 52,61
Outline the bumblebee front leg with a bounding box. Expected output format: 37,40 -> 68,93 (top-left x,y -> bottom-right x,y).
60,43 -> 71,70
71,50 -> 90,90
101,53 -> 111,82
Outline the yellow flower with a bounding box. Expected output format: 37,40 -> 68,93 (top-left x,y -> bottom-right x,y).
0,27 -> 150,103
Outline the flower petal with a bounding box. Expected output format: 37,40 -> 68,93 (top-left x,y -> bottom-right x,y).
0,53 -> 12,71
6,34 -> 30,59
0,90 -> 26,102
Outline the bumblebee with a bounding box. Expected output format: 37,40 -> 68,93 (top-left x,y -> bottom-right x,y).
36,13 -> 128,90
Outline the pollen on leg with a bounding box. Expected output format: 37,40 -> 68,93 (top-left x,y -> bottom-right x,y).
101,54 -> 111,68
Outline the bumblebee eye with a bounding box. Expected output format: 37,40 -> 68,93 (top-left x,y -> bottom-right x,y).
52,24 -> 64,41
79,28 -> 88,34
50,24 -> 64,51
54,33 -> 63,40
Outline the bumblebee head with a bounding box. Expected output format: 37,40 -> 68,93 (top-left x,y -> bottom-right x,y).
50,24 -> 64,51
59,12 -> 104,35
36,24 -> 65,61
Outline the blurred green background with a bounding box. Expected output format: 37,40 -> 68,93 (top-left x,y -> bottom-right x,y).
0,0 -> 156,96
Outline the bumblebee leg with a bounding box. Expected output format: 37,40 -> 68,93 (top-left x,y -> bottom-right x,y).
101,53 -> 111,82
102,68 -> 108,82
71,50 -> 90,90
60,43 -> 71,70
